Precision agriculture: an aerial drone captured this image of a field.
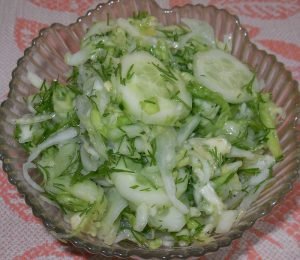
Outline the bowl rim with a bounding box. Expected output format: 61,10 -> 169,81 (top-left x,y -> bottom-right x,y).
0,0 -> 299,258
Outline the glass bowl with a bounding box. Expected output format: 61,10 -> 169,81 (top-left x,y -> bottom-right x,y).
0,0 -> 299,258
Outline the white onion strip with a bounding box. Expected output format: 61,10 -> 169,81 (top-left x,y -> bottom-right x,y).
115,229 -> 134,243
15,113 -> 55,125
162,173 -> 189,214
27,127 -> 78,163
155,128 -> 189,214
134,203 -> 149,232
65,48 -> 91,66
27,72 -> 44,89
23,162 -> 44,192
40,194 -> 60,208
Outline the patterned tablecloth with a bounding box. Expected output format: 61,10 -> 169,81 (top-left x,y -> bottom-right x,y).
0,0 -> 299,259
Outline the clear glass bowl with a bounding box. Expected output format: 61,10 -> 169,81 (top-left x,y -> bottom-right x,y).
0,0 -> 299,258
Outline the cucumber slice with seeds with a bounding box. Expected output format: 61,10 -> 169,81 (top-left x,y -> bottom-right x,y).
193,49 -> 254,103
120,51 -> 192,125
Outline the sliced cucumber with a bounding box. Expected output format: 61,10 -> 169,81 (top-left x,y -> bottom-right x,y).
70,180 -> 101,202
193,49 -> 254,103
120,51 -> 192,125
111,171 -> 170,206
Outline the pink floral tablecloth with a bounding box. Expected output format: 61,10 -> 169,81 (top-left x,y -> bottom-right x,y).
0,0 -> 299,259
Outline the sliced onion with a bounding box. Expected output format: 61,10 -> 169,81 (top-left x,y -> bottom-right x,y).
23,162 -> 44,192
115,229 -> 134,243
179,18 -> 215,48
103,220 -> 120,245
27,72 -> 43,88
161,235 -> 175,247
80,145 -> 100,172
134,203 -> 149,232
249,170 -> 269,186
149,206 -> 186,232
95,178 -> 113,187
18,125 -> 33,144
117,18 -> 157,45
221,161 -> 243,174
162,173 -> 189,214
238,181 -> 269,210
84,21 -> 115,38
229,146 -> 255,159
15,113 -> 55,125
65,48 -> 91,66
40,194 -> 60,208
215,210 -> 238,233
28,127 -> 78,162
70,213 -> 83,229
177,115 -> 200,146
200,182 -> 224,214
155,128 -> 189,214
101,188 -> 128,232
117,18 -> 140,37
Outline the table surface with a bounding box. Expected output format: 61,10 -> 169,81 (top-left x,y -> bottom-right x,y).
0,0 -> 299,259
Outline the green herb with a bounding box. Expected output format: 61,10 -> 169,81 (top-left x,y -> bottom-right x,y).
208,147 -> 224,168
239,168 -> 260,175
175,174 -> 188,184
33,81 -> 56,114
140,187 -> 151,191
243,74 -> 256,95
170,90 -> 192,110
132,11 -> 149,20
151,62 -> 177,83
126,64 -> 134,81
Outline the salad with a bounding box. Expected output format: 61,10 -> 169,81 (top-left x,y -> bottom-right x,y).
15,12 -> 283,248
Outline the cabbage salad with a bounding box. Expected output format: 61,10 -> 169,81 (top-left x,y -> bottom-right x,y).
15,12 -> 283,248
